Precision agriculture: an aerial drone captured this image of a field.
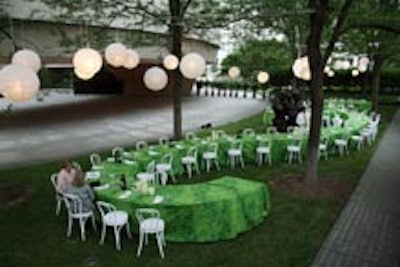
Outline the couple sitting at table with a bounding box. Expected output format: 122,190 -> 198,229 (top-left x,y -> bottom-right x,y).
57,161 -> 95,212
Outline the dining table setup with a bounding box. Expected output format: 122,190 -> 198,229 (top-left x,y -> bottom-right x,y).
85,98 -> 372,243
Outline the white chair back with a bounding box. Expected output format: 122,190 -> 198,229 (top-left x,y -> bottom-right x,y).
90,153 -> 101,167
63,193 -> 84,215
159,136 -> 169,146
266,126 -> 278,134
185,132 -> 196,140
136,208 -> 161,223
242,128 -> 255,136
146,160 -> 156,173
50,173 -> 58,192
112,147 -> 124,157
136,141 -> 148,150
96,201 -> 116,218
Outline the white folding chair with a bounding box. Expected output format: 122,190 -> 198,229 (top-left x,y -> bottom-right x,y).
72,161 -> 82,171
50,173 -> 63,216
184,132 -> 196,141
112,147 -> 124,157
319,136 -> 329,160
136,141 -> 148,150
135,208 -> 166,259
96,201 -> 131,251
155,153 -> 176,183
137,161 -> 157,184
286,137 -> 302,164
62,193 -> 96,241
181,146 -> 200,179
159,136 -> 170,146
202,142 -> 220,172
334,132 -> 350,156
90,153 -> 101,168
256,139 -> 272,166
242,128 -> 255,136
266,126 -> 278,134
227,139 -> 244,169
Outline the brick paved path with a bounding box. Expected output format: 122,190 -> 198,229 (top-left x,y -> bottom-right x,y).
311,109 -> 400,267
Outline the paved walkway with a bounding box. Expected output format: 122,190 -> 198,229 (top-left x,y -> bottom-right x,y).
311,109 -> 400,267
0,93 -> 267,169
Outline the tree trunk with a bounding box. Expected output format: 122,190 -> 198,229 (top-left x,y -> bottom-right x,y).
371,54 -> 383,113
305,0 -> 328,185
170,0 -> 183,139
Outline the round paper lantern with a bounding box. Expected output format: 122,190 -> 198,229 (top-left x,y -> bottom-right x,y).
143,66 -> 168,91
228,66 -> 241,79
341,60 -> 351,70
323,66 -> 331,74
292,56 -> 311,81
72,48 -> 102,79
11,49 -> 41,73
163,54 -> 179,70
123,49 -> 140,69
351,69 -> 359,77
257,71 -> 270,84
327,70 -> 335,77
179,52 -> 206,79
73,67 -> 96,80
358,63 -> 368,73
358,56 -> 369,67
105,43 -> 127,67
0,64 -> 40,102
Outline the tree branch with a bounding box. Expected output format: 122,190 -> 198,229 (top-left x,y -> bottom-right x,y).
322,0 -> 354,64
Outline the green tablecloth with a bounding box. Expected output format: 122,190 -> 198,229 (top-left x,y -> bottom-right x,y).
95,176 -> 270,242
94,105 -> 371,179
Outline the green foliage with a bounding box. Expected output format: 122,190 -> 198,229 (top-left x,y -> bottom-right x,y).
221,39 -> 292,80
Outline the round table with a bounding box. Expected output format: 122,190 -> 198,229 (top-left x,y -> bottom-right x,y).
95,176 -> 270,242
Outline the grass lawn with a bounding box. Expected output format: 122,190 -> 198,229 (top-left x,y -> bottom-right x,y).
0,104 -> 397,267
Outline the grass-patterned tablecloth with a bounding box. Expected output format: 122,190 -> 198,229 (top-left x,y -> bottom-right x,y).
95,176 -> 270,242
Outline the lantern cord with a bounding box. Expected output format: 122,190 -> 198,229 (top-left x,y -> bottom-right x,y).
7,0 -> 16,52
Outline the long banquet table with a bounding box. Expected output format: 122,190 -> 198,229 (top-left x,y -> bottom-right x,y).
94,176 -> 270,242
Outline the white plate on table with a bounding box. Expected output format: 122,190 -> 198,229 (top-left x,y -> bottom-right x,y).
86,171 -> 101,180
93,183 -> 110,191
153,195 -> 164,204
118,190 -> 132,199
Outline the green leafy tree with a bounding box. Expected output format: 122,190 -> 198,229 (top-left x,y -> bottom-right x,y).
221,39 -> 292,80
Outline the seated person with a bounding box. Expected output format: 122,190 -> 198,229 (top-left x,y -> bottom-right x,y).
65,171 -> 95,213
57,161 -> 76,193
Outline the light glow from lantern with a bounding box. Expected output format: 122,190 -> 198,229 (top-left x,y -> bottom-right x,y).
143,66 -> 168,91
292,56 -> 311,81
228,66 -> 241,79
0,64 -> 40,102
257,71 -> 270,84
11,49 -> 41,73
123,49 -> 140,69
105,43 -> 127,67
179,53 -> 206,79
163,54 -> 179,70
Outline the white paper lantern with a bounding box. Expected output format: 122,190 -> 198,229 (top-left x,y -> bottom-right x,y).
351,69 -> 359,77
228,66 -> 241,79
72,48 -> 103,79
257,71 -> 270,84
323,66 -> 331,74
73,67 -> 95,80
11,49 -> 41,73
179,52 -> 206,79
292,56 -> 311,81
143,66 -> 168,91
105,43 -> 127,67
123,49 -> 140,69
358,56 -> 369,67
327,70 -> 335,77
0,64 -> 40,102
163,54 -> 179,70
358,63 -> 368,73
342,60 -> 351,70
